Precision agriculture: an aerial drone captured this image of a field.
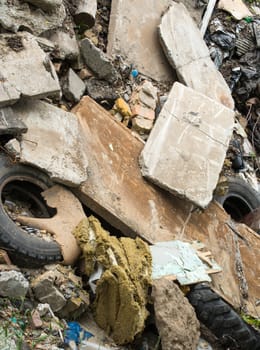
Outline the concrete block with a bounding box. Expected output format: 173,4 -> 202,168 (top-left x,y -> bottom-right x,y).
62,68 -> 86,103
140,82 -> 234,208
80,38 -> 117,83
0,33 -> 60,107
107,0 -> 175,82
159,2 -> 234,109
12,99 -> 88,187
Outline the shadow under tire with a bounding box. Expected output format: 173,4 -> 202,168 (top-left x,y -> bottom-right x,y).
0,154 -> 62,267
187,284 -> 260,350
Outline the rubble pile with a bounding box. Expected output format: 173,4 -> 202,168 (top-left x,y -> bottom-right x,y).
0,0 -> 260,349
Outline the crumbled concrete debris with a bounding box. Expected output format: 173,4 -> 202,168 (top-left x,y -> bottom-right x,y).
73,216 -> 152,345
81,38 -> 118,83
85,78 -> 117,103
140,82 -> 234,208
0,32 -> 60,107
159,2 -> 234,109
32,272 -> 66,312
152,279 -> 200,350
0,271 -> 29,298
0,0 -> 67,36
47,30 -> 80,60
0,107 -> 27,136
31,265 -> 89,318
217,0 -> 253,20
74,0 -> 97,28
12,99 -> 88,187
62,69 -> 86,103
17,185 -> 85,265
107,0 -> 175,82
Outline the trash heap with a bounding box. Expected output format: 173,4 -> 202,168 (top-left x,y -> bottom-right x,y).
0,0 -> 260,349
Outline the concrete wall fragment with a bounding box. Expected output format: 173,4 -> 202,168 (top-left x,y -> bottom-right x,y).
140,82 -> 234,208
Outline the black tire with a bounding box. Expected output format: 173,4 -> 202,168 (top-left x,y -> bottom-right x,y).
0,154 -> 62,267
187,283 -> 260,350
214,177 -> 260,221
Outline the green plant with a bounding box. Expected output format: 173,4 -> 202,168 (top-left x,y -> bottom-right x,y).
242,313 -> 260,329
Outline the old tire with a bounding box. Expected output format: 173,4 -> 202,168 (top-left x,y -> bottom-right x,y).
187,284 -> 260,350
214,177 -> 260,221
0,154 -> 62,267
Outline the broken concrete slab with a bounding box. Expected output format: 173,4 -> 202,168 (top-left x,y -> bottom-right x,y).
140,82 -> 234,208
178,57 -> 235,110
0,107 -> 27,135
12,99 -> 88,186
159,2 -> 209,68
0,0 -> 66,36
81,38 -> 118,83
107,0 -> 175,82
218,0 -> 253,20
152,279 -> 200,350
159,2 -> 234,109
0,33 -> 60,107
62,69 -> 86,103
17,185 -> 85,265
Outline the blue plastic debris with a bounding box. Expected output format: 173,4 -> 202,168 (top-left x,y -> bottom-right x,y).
131,69 -> 138,78
64,321 -> 93,345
